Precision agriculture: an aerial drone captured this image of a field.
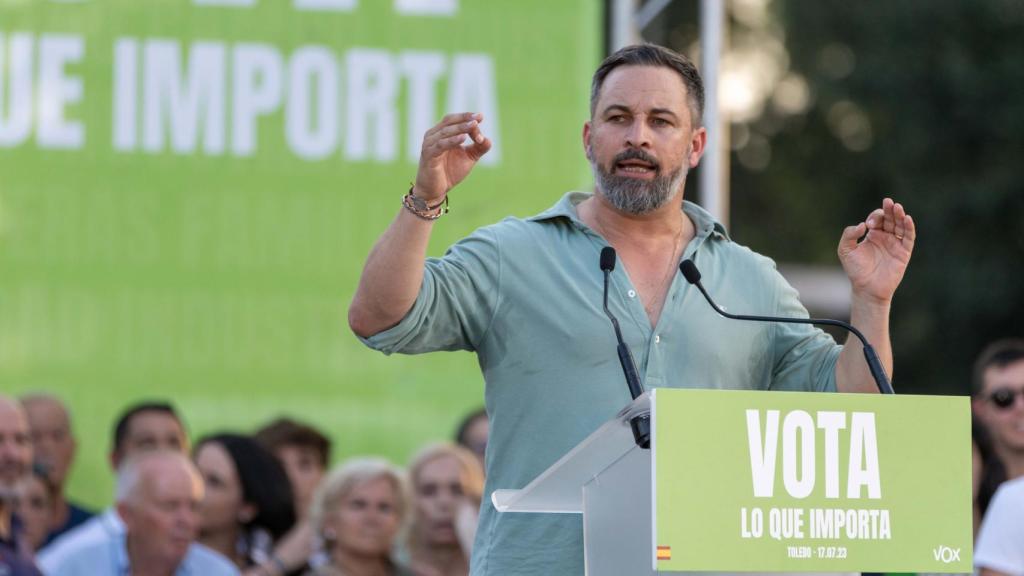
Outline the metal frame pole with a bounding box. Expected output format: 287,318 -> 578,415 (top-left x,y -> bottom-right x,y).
610,0 -> 639,52
698,0 -> 726,225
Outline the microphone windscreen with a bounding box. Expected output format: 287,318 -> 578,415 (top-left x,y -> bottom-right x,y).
679,259 -> 701,284
600,247 -> 617,272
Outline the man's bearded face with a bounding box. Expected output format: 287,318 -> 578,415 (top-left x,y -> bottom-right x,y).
590,146 -> 688,215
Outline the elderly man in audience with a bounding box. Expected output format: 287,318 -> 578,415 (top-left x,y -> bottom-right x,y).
0,396 -> 43,575
972,339 -> 1024,481
19,393 -> 94,546
44,451 -> 239,576
37,401 -> 194,568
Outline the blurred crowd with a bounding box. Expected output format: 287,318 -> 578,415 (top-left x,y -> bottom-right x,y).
0,396 -> 489,576
1,339 -> 1022,575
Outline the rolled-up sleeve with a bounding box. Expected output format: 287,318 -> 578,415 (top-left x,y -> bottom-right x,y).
767,264 -> 842,393
359,225 -> 502,355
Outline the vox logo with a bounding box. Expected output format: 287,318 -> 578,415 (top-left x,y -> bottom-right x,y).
932,546 -> 961,563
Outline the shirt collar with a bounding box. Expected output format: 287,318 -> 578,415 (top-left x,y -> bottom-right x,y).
527,191 -> 730,241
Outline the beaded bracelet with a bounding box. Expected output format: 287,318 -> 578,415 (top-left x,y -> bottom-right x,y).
402,187 -> 449,220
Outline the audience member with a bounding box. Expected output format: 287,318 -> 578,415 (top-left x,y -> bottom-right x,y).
453,409 -> 488,472
254,418 -> 333,575
305,458 -> 411,576
972,339 -> 1024,480
403,444 -> 483,576
44,451 -> 239,576
972,419 -> 1007,537
194,433 -> 296,574
975,475 -> 1024,576
1,396 -> 43,575
19,394 -> 93,545
14,465 -> 57,552
37,400 -> 192,569
254,418 -> 331,522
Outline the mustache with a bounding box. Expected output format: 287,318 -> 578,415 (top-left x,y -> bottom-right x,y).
612,149 -> 661,172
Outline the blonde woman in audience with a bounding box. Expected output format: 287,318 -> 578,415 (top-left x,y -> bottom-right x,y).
403,444 -> 484,576
305,458 -> 411,576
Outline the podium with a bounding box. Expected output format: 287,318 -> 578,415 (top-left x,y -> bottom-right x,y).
492,393 -> 655,576
491,388 -> 972,576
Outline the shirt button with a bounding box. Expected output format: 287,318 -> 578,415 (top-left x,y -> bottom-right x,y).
655,335 -> 661,344
628,290 -> 637,298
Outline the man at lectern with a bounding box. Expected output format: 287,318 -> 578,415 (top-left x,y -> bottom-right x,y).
348,44 -> 915,576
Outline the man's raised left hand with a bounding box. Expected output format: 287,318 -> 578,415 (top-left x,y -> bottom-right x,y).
838,197 -> 916,305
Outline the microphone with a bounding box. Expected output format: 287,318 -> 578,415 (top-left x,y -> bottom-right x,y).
679,259 -> 894,395
600,247 -> 651,449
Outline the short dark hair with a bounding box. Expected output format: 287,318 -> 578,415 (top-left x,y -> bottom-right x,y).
112,401 -> 182,453
971,339 -> 1024,396
196,433 -> 297,541
590,43 -> 705,126
254,417 -> 331,468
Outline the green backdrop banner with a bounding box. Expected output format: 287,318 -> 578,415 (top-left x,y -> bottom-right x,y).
653,388 -> 972,573
0,0 -> 600,507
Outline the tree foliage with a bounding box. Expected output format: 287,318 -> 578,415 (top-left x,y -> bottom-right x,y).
728,1 -> 1024,394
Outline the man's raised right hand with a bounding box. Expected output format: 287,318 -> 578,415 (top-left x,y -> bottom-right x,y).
413,112 -> 492,202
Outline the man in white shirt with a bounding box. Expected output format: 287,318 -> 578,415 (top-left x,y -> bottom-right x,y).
975,476 -> 1024,576
972,339 -> 1024,481
37,401 -> 227,573
44,451 -> 238,576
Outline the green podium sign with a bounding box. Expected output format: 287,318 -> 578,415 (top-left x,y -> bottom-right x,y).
652,388 -> 972,573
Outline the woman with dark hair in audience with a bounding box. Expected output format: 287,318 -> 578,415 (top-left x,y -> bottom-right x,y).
403,444 -> 484,576
193,433 -> 297,575
305,457 -> 411,576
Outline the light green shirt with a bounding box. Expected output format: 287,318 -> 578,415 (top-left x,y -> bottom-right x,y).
362,192 -> 841,576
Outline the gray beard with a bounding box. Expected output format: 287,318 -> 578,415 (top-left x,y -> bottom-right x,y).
591,156 -> 688,216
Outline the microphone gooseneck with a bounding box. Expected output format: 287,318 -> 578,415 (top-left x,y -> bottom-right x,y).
599,247 -> 650,449
600,248 -> 628,357
679,259 -> 894,395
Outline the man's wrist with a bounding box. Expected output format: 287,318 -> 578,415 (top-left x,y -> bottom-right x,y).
850,291 -> 892,313
403,185 -> 449,220
410,185 -> 446,206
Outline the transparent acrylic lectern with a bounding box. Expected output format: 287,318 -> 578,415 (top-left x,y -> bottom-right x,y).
491,393 -> 655,576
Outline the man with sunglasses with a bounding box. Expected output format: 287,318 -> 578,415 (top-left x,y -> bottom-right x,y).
972,339 -> 1024,481
972,339 -> 1024,576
